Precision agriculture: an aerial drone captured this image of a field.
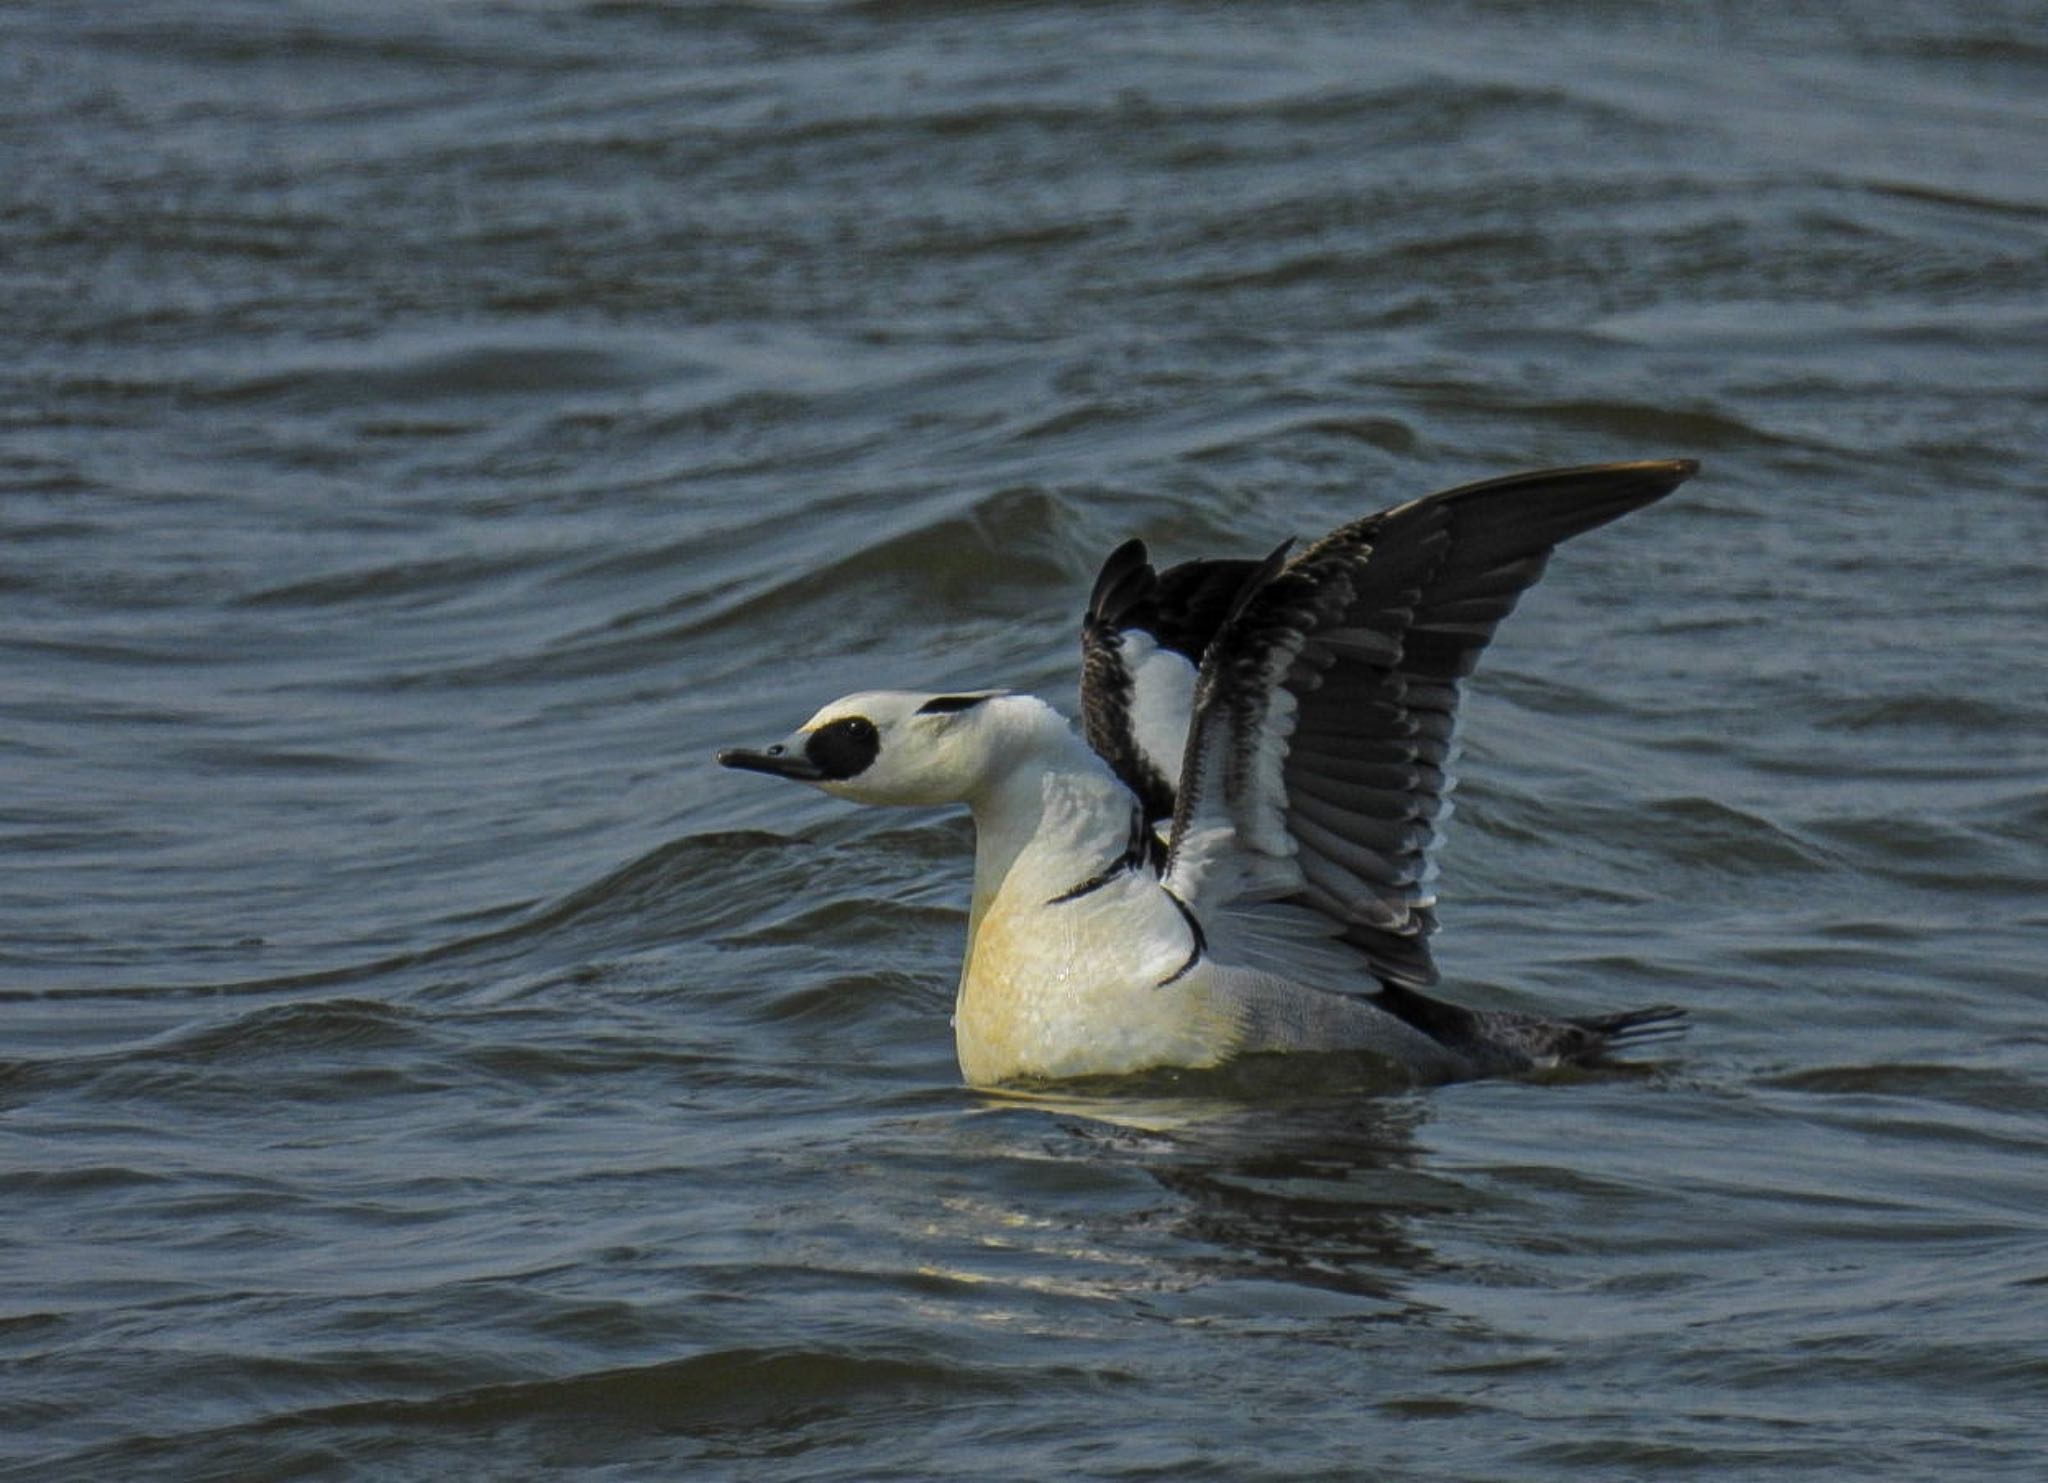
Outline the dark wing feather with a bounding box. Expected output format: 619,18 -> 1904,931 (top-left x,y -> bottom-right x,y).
1148,556 -> 1269,660
1164,460 -> 1698,990
1079,540 -> 1268,823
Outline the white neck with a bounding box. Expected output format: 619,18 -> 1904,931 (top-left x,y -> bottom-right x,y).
959,696 -> 1137,941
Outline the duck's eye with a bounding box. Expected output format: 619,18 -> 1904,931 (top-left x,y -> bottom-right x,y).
804,716 -> 880,780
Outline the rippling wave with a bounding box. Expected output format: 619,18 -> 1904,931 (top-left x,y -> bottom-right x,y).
4,0 -> 2045,1477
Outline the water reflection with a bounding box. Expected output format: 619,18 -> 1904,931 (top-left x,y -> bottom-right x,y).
935,1060 -> 1472,1320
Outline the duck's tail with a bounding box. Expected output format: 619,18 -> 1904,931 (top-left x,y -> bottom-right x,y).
1570,1003 -> 1689,1051
1374,983 -> 1689,1075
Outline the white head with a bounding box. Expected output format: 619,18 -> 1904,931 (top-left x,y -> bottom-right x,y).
717,690 -> 1022,807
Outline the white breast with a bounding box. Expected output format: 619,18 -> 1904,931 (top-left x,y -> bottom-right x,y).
953,835 -> 1244,1084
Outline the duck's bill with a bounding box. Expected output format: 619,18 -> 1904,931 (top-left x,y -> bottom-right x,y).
715,746 -> 824,781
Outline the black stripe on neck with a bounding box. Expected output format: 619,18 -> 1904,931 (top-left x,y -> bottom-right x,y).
1046,808 -> 1149,906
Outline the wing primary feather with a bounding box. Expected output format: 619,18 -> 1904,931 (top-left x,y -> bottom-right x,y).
1291,767 -> 1443,821
1163,458 -> 1698,1001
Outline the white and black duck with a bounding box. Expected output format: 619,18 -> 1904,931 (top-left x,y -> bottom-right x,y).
719,460 -> 1699,1087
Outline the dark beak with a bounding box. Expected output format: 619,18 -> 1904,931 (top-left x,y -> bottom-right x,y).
715,744 -> 824,781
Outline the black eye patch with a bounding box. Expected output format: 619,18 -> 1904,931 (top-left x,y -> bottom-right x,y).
804,715 -> 880,780
915,694 -> 991,715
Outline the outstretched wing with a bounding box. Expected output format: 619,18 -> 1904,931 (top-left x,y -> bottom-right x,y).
1163,460 -> 1698,989
1078,540 -> 1272,824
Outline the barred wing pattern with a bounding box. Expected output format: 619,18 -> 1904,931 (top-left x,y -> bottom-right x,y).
1079,541 -> 1271,827
1163,460 -> 1698,990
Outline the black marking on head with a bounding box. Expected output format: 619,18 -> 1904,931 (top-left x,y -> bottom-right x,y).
915,694 -> 991,716
803,715 -> 881,781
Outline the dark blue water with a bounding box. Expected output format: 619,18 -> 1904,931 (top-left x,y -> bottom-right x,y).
4,2 -> 2046,1477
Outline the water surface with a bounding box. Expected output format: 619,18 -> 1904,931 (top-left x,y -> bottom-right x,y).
4,1 -> 2045,1477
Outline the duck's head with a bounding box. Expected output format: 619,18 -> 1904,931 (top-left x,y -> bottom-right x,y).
716,690 -> 1016,807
